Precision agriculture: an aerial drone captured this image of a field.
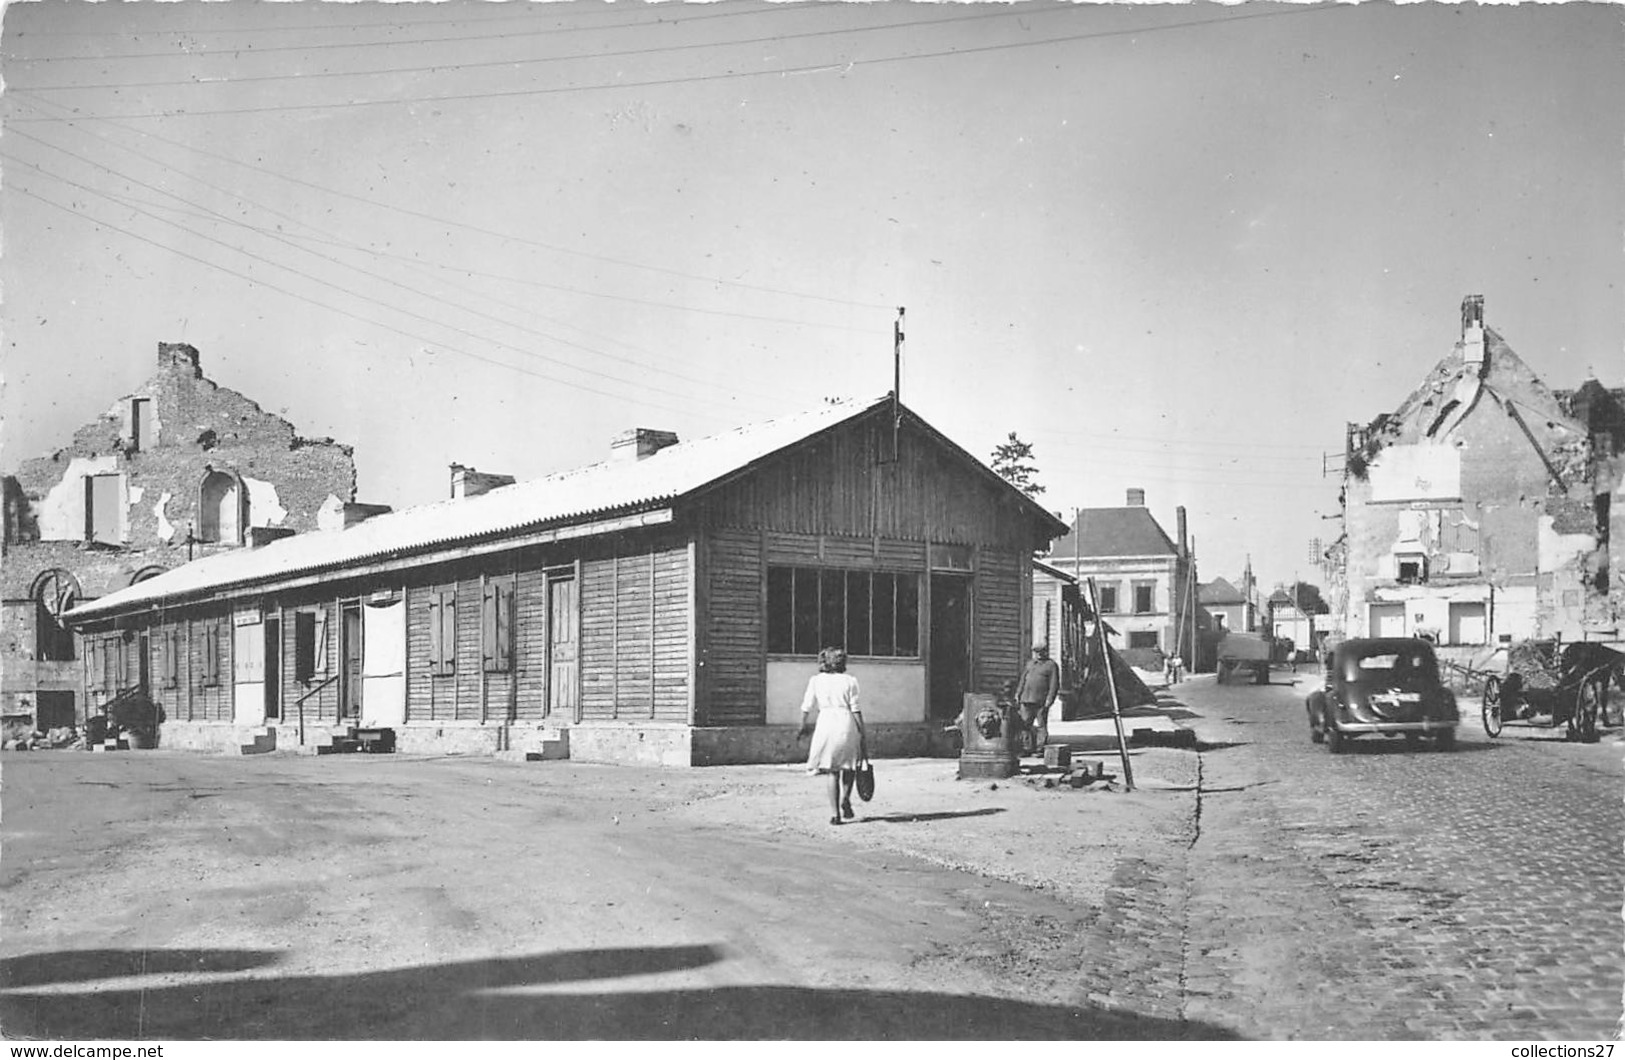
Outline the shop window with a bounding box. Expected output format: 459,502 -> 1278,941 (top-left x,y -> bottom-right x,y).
766,567 -> 919,657
427,589 -> 457,676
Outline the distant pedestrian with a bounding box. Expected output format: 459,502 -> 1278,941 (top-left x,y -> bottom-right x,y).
1015,644 -> 1061,755
797,647 -> 867,825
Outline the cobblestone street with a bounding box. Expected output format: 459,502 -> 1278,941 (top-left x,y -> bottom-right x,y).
1080,672 -> 1624,1040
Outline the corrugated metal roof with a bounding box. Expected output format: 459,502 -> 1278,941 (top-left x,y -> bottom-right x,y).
70,396 -> 890,619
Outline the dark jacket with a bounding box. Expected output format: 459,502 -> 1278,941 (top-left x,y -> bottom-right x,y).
1016,658 -> 1061,707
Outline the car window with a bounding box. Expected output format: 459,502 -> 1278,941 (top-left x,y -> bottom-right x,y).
1346,650 -> 1435,682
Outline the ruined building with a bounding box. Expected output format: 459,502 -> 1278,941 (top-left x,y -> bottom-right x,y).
1,342 -> 359,732
1331,296 -> 1624,652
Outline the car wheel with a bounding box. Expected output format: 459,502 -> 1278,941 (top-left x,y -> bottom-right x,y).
1435,728 -> 1456,752
1325,723 -> 1344,754
1307,693 -> 1325,743
1482,676 -> 1503,738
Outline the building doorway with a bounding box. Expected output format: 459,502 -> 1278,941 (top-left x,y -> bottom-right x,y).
263,616 -> 281,720
547,575 -> 579,721
928,574 -> 971,720
340,602 -> 363,721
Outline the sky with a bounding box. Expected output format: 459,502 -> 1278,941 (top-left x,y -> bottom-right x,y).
2,0 -> 1622,599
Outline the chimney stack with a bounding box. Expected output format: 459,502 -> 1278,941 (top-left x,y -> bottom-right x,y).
1461,295 -> 1486,372
1126,488 -> 1146,506
450,463 -> 516,500
611,428 -> 680,462
157,342 -> 202,378
1177,505 -> 1188,559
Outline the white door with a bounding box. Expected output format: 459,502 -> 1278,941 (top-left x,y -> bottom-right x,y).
1369,603 -> 1406,638
1448,602 -> 1487,645
232,619 -> 265,724
360,599 -> 406,727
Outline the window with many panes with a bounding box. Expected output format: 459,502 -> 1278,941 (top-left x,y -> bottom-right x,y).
766,567 -> 919,657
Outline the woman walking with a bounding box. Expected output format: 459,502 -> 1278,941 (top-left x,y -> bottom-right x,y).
797,647 -> 866,825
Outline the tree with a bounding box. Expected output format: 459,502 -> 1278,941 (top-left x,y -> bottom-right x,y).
1286,581 -> 1329,615
990,432 -> 1045,498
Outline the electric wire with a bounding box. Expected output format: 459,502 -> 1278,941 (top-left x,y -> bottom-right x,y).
10,91 -> 893,314
7,5 -> 1348,120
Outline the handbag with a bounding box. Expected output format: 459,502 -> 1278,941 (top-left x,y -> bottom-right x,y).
855,759 -> 876,802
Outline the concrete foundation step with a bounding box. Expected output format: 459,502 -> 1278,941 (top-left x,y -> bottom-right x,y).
237,728 -> 276,755
497,728 -> 570,762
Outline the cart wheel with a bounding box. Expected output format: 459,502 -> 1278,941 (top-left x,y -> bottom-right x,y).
1576,679 -> 1602,743
1482,676 -> 1503,738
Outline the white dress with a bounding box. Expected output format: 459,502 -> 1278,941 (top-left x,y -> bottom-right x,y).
802,672 -> 864,773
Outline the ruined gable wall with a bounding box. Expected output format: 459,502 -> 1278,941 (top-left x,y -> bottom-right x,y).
9,349 -> 356,547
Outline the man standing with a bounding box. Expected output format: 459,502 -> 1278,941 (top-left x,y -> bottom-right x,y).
1015,644 -> 1061,755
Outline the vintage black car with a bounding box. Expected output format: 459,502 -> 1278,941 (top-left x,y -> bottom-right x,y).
1306,638 -> 1459,752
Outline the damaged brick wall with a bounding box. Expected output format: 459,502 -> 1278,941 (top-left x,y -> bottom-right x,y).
0,342 -> 357,723
1341,313 -> 1615,643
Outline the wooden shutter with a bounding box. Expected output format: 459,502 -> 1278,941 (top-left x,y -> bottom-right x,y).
428,592 -> 443,674
87,640 -> 103,692
314,608 -> 329,674
202,623 -> 219,686
294,612 -> 317,684
481,581 -> 497,671
483,580 -> 512,673
429,589 -> 456,676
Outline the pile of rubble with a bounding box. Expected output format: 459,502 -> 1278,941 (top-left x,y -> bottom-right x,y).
3,726 -> 85,751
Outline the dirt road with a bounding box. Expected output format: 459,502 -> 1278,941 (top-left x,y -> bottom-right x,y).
1,745 -> 1222,1040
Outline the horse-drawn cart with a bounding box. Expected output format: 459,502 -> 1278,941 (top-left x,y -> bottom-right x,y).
1462,640 -> 1625,743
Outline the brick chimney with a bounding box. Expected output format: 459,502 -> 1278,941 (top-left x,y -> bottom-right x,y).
158,342 -> 202,378
1177,505 -> 1188,559
611,428 -> 680,462
1461,295 -> 1486,372
450,464 -> 516,500
1126,488 -> 1146,506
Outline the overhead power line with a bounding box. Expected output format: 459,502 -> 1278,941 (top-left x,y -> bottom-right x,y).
14,4 -> 1055,78
6,154 -> 783,422
10,91 -> 893,314
8,5 -> 1347,120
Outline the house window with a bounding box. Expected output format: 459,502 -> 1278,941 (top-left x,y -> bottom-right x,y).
427,589 -> 457,676
85,473 -> 123,544
293,611 -> 322,685
32,569 -> 79,661
1096,584 -> 1119,614
1213,612 -> 1229,631
1397,554 -> 1427,585
766,567 -> 920,657
128,398 -> 155,452
1133,582 -> 1156,615
1127,631 -> 1159,650
198,470 -> 242,544
481,579 -> 514,673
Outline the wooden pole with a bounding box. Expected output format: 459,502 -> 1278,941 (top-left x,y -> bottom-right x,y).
1086,575 -> 1134,791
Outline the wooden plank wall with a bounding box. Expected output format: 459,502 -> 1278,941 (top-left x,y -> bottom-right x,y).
580,543 -> 690,721
973,548 -> 1026,691
702,528 -> 766,725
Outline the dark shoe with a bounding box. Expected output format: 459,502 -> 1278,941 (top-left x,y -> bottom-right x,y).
829,816 -> 843,826
841,802 -> 854,819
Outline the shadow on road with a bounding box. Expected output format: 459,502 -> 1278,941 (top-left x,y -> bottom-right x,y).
0,945 -> 1239,1040
859,808 -> 1007,824
1333,738 -> 1499,756
0,948 -> 281,988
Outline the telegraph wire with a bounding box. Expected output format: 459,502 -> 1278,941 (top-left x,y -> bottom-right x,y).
10,91 -> 893,314
5,154 -> 783,422
14,4 -> 1054,78
3,119 -> 811,409
7,180 -> 763,429
8,5 -> 1348,120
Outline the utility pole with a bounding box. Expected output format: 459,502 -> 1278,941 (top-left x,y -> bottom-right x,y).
890,307 -> 905,462
1086,575 -> 1134,791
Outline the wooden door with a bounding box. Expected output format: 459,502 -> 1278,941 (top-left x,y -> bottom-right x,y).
547,576 -> 578,721
263,617 -> 281,720
340,603 -> 363,720
929,574 -> 971,720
